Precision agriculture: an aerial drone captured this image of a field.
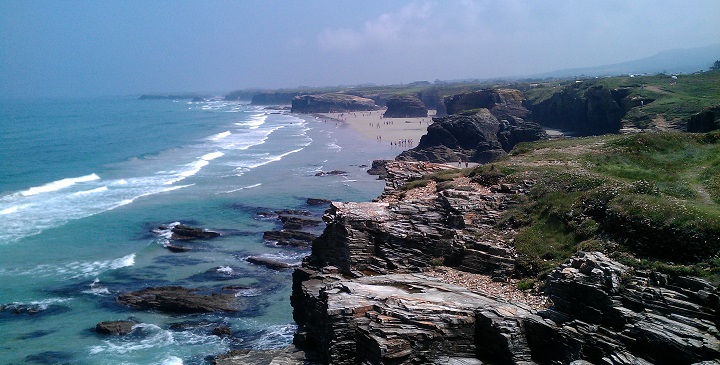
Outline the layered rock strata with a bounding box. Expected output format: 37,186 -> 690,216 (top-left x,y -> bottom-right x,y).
291,161 -> 720,364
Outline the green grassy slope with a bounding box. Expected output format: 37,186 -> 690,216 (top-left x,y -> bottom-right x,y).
490,131 -> 720,282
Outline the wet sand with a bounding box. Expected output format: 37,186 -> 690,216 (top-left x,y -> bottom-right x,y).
314,109 -> 435,146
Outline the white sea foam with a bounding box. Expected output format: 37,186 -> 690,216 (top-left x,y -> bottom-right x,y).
222,183 -> 262,194
83,278 -> 111,296
19,173 -> 100,197
163,152 -> 224,185
0,204 -> 26,215
161,356 -> 184,365
231,147 -> 305,173
252,324 -> 297,349
8,253 -> 136,279
216,266 -> 234,274
73,186 -> 109,196
208,130 -> 232,140
89,324 -> 174,355
327,142 -> 342,151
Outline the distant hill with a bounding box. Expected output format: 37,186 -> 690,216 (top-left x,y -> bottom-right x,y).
531,43 -> 720,78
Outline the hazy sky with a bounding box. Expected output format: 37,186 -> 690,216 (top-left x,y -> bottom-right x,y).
1,0 -> 719,98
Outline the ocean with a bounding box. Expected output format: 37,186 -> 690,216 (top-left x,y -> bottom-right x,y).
0,96 -> 393,364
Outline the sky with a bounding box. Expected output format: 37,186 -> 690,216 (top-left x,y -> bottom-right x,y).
1,0 -> 719,98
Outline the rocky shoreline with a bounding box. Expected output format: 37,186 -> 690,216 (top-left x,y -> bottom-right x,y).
213,160 -> 720,364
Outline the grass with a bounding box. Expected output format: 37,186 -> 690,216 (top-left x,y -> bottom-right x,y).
490,131 -> 720,281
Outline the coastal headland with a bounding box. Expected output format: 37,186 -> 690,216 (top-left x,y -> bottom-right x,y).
215,71 -> 720,364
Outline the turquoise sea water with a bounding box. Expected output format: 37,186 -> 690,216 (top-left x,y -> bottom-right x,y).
0,97 -> 394,364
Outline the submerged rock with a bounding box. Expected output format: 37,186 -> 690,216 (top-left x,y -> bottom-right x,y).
314,170 -> 347,177
246,256 -> 297,271
213,345 -> 322,365
117,286 -> 239,313
306,198 -> 332,206
263,230 -> 318,247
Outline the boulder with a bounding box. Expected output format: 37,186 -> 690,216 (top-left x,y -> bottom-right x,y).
117,286 -> 239,313
95,320 -> 137,335
291,93 -> 380,113
687,105 -> 720,132
212,326 -> 232,337
383,95 -> 428,118
366,159 -> 391,178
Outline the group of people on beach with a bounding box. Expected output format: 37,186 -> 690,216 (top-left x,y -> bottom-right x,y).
389,138 -> 414,148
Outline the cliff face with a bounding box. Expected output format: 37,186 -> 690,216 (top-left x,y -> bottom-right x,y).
252,92 -> 308,105
383,95 -> 428,118
526,83 -> 624,136
307,161 -> 517,277
397,108 -> 545,164
291,93 -> 380,113
445,88 -> 528,119
289,160 -> 720,365
687,105 -> 720,132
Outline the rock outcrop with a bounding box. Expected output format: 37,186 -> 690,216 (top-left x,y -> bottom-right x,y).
397,109 -> 545,164
530,251 -> 720,365
526,83 -> 624,135
291,93 -> 380,113
94,320 -> 138,335
117,286 -> 239,313
289,160 -> 720,364
292,269 -> 539,364
169,224 -> 221,240
307,161 -> 518,277
383,95 -> 428,118
293,249 -> 720,364
444,88 -> 528,121
687,105 -> 720,132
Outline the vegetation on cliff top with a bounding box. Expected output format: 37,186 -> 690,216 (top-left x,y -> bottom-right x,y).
493,131 -> 720,282
522,70 -> 720,130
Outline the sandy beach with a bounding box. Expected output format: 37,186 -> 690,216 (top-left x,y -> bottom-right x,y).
315,108 -> 436,148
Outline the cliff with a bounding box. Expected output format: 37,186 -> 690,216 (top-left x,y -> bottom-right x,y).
525,83 -> 624,136
275,128 -> 720,364
444,88 -> 528,120
285,158 -> 720,364
687,105 -> 720,132
291,93 -> 380,113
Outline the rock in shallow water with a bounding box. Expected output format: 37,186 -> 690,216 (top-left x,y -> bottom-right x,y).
117,286 -> 239,313
94,320 -> 138,335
